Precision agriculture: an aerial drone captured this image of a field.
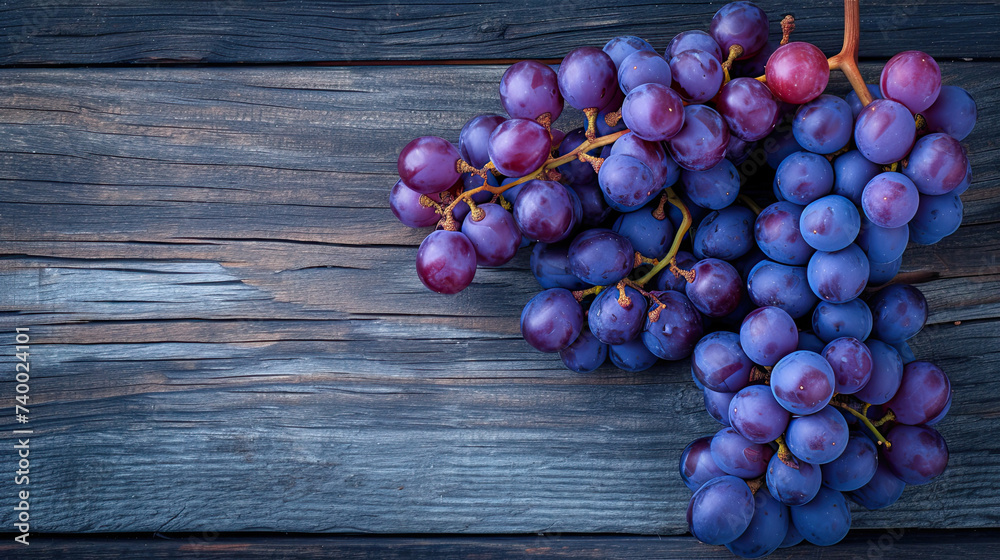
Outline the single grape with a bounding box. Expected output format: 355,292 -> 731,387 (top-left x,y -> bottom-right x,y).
765,42 -> 830,104
766,454 -> 822,507
855,339 -> 903,405
870,283 -> 928,343
903,133 -> 969,195
730,384 -> 790,444
800,195 -> 861,252
667,105 -> 731,172
711,427 -> 772,478
520,288 -> 584,353
886,361 -> 951,425
680,436 -> 727,491
785,405 -> 849,465
558,47 -> 619,110
488,118 -> 553,177
666,30 -> 723,62
847,463 -> 906,510
613,203 -> 675,258
559,328 -> 608,373
621,82 -> 685,141
770,351 -> 836,415
812,299 -> 873,342
774,151 -> 834,205
610,131 -> 680,190
922,85 -> 977,141
460,203 -> 521,267
806,244 -> 869,303
891,340 -> 918,366
910,192 -> 964,244
821,434 -> 879,491
882,424 -> 949,485
459,114 -> 506,168
687,475 -> 755,545
603,35 -> 655,70
693,206 -> 756,261
927,391 -> 952,426
390,180 -> 445,228
618,49 -> 672,94
747,260 -> 818,319
792,94 -> 853,154
790,486 -> 851,546
779,521 -> 805,548
705,387 -> 738,426
642,290 -> 705,360
692,331 -> 753,392
681,160 -> 740,210
798,331 -> 827,353
726,488 -> 789,559
880,50 -> 941,114
952,158 -> 973,196
764,129 -> 804,169
716,77 -> 780,141
685,258 -> 742,317
598,153 -> 661,212
754,201 -> 814,265
571,180 -> 613,226
868,254 -> 902,285
709,1 -> 769,59
854,99 -> 916,165
669,49 -> 724,104
833,149 -> 882,206
589,285 -> 646,345
858,217 -> 909,264
567,228 -> 634,286
530,242 -> 589,290
415,230 -> 477,294
822,337 -> 873,394
499,61 -> 563,122
514,180 -> 580,243
609,337 -> 659,372
740,307 -> 799,367
725,135 -> 756,165
397,136 -> 461,194
846,84 -> 883,119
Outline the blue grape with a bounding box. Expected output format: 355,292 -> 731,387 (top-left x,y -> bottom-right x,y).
692,331 -> 753,392
618,49 -> 672,94
746,260 -> 818,319
603,36 -> 655,70
765,129 -> 803,170
609,337 -> 659,372
862,172 -> 919,229
891,340 -> 918,365
922,85 -> 977,141
514,180 -> 580,243
785,405 -> 849,465
610,131 -> 680,190
833,150 -> 881,206
823,337 -> 873,394
903,133 -> 969,195
854,99 -> 916,165
846,84 -> 883,119
559,329 -> 607,373
729,384 -> 790,444
598,153 -> 661,212
687,475 -> 755,545
711,427 -> 772,478
520,288 -> 584,353
806,244 -> 869,303
621,82 -> 685,141
858,217 -> 909,264
397,136 -> 461,194
797,331 -> 827,353
770,351 -> 836,415
774,151 -> 834,205
726,135 -> 756,165
589,285 -> 646,345
868,255 -> 902,285
716,77 -> 780,141
557,128 -> 600,185
530,242 -> 589,290
812,299 -> 873,342
461,203 -> 521,267
459,114 -> 506,168
613,203 -> 674,259
880,50 -> 941,114
793,94 -> 853,154
821,434 -> 879,491
847,463 -> 906,510
739,306 -> 798,367
681,159 -> 740,210
870,283 -> 927,343
570,180 -> 613,227
886,361 -> 951,425
685,258 -> 743,317
568,228 -> 634,286
910,192 -> 963,244
642,290 -> 704,360
780,522 -> 805,548
669,49 -> 723,103
499,61 -> 563,122
855,340 -> 903,405
653,250 -> 697,292
882,424 -> 949,485
710,1 -> 769,59
799,195 -> 861,252
766,454 -> 822,506
693,206 -> 756,260
680,436 -> 727,491
754,201 -> 814,265
557,47 -> 618,111
488,118 -> 553,177
667,105 -> 730,172
790,486 -> 851,546
416,230 -> 477,294
666,30 -> 723,62
705,387 -> 738,426
726,488 -> 789,559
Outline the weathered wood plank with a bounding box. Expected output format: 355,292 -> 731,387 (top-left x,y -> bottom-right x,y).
2,0 -> 998,65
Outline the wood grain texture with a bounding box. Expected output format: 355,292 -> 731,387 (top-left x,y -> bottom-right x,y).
2,531 -> 1000,559
2,0 -> 999,66
0,62 -> 998,535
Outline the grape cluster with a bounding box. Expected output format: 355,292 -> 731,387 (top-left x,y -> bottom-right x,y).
389,1 -> 974,555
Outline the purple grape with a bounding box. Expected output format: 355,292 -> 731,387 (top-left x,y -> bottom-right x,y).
530,242 -> 589,290
823,337 -> 873,394
910,192 -> 963,244
729,384 -> 790,444
667,105 -> 730,171
681,159 -> 740,210
790,486 -> 851,546
709,1 -> 769,59
567,228 -> 634,286
687,475 -> 755,545
513,180 -> 579,243
774,151 -> 834,205
415,230 -> 477,294
642,290 -> 704,360
705,387 -> 738,426
754,201 -> 814,265
460,202 -> 521,267
559,329 -> 608,373
666,30 -> 723,62
765,42 -> 830,104
731,38 -> 777,78
397,136 -> 461,194
726,488 -> 788,559
764,128 -> 803,169
882,424 -> 949,485
922,85 -> 977,141
680,436 -> 727,491
766,454 -> 822,507
597,153 -> 661,212
747,260 -> 818,319
799,195 -> 861,252
846,84 -> 883,119
798,331 -> 827,353
716,77 -> 780,141
389,180 -> 444,228
557,128 -> 599,186
821,434 -> 878,491
868,255 -> 902,285
806,244 -> 869,303
740,306 -> 798,367
609,131 -> 680,189
855,340 -> 903,405
927,391 -> 952,426
870,283 -> 927,343
725,135 -> 756,165
785,405 -> 849,464
618,50 -> 672,94
603,36 -> 655,70
609,337 -> 659,372
886,361 -> 951,425
686,258 -> 742,317
520,288 -> 584,353
692,331 -> 753,392
770,351 -> 835,416
589,285 -> 646,345
854,99 -> 916,165
458,114 -> 506,168
903,133 -> 969,195
812,299 -> 873,342
558,47 -> 619,110
499,61 -> 563,122
669,49 -> 724,103
570,180 -> 612,227
711,426 -> 771,478
847,463 -> 906,510
621,82 -> 685,141
488,118 -> 552,177
653,251 -> 697,292
833,150 -> 881,206
952,158 -> 973,196
858,217 -> 909,264
693,206 -> 755,261
880,50 -> 941,114
792,94 -> 853,154
613,203 -> 674,259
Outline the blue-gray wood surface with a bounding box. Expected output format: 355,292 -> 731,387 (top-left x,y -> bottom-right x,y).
0,0 -> 998,554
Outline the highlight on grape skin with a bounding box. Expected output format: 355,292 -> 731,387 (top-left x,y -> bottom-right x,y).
386,1 -> 974,556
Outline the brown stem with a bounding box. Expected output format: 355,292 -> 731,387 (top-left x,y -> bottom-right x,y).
584,107 -> 600,141
577,152 -> 605,173
721,44 -> 744,83
746,475 -> 765,495
827,0 -> 873,106
605,109 -> 622,128
780,14 -> 796,46
776,435 -> 799,469
651,190 -> 669,220
615,280 -> 633,309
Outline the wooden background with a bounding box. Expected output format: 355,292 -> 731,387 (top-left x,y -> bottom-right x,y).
1,0 -> 998,556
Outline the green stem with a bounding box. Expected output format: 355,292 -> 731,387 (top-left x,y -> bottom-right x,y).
833,402 -> 892,448
635,189 -> 693,286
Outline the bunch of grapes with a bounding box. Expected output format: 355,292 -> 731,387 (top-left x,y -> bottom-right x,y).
389,1 -> 974,556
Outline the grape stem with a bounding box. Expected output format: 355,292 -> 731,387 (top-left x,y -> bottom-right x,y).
775,435 -> 799,470
833,401 -> 892,448
634,188 -> 693,286
827,0 -> 874,106
738,194 -> 763,216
